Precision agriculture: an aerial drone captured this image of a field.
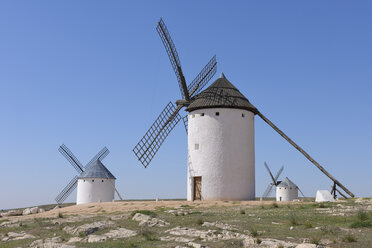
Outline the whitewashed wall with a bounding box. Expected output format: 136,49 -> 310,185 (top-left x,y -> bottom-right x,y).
76,178 -> 115,205
276,187 -> 298,202
187,108 -> 255,201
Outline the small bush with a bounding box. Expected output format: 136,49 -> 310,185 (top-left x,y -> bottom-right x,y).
250,228 -> 258,237
256,238 -> 262,244
288,212 -> 298,225
196,218 -> 204,225
342,234 -> 356,243
278,245 -> 284,248
310,236 -> 320,245
357,210 -> 369,221
78,231 -> 85,238
240,209 -> 246,215
58,212 -> 64,218
350,221 -> 372,228
131,210 -> 157,218
271,203 -> 279,208
304,221 -> 313,228
180,204 -> 193,208
317,203 -> 328,208
260,205 -> 265,209
139,228 -> 158,241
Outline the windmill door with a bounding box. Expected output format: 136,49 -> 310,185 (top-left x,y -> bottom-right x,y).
193,176 -> 202,200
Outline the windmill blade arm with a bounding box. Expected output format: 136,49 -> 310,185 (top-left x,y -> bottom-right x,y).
156,18 -> 189,101
264,162 -> 277,185
298,187 -> 305,198
55,176 -> 78,204
188,55 -> 217,97
274,166 -> 284,182
59,144 -> 84,173
85,147 -> 110,169
262,184 -> 274,198
257,111 -> 355,198
182,115 -> 188,134
133,101 -> 182,168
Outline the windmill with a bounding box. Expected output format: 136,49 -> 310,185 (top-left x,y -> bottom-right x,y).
133,18 -> 355,200
55,144 -> 122,204
132,18 -> 217,167
262,162 -> 284,198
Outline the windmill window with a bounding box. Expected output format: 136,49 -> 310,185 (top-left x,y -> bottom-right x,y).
215,112 -> 219,116
290,187 -> 292,190
92,180 -> 94,182
200,113 -> 204,116
242,113 -> 245,117
102,180 -> 104,182
192,114 -> 195,118
195,144 -> 199,150
83,180 -> 85,182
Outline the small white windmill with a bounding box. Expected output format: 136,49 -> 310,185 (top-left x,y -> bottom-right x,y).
55,144 -> 122,205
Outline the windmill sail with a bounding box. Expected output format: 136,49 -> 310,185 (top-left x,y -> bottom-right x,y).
55,176 -> 78,204
157,18 -> 189,101
133,102 -> 182,167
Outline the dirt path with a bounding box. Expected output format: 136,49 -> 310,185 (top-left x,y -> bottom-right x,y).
6,200 -> 302,220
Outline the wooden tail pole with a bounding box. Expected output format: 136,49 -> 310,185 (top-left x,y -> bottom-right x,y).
257,111 -> 355,198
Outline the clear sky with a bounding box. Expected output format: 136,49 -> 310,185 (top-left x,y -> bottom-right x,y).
1,1 -> 371,210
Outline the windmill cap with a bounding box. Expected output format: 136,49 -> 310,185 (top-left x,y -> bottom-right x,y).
186,73 -> 258,113
218,72 -> 226,79
277,177 -> 298,188
78,160 -> 116,179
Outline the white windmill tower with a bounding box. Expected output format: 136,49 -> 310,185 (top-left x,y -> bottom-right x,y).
56,144 -> 122,205
276,177 -> 299,202
133,18 -> 355,201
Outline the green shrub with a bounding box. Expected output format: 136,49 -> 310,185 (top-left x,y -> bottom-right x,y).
304,221 -> 313,228
240,209 -> 246,215
350,221 -> 372,228
196,218 -> 204,225
139,228 -> 158,241
271,203 -> 279,208
256,238 -> 262,244
250,228 -> 258,237
357,210 -> 369,221
342,234 -> 356,243
131,210 -> 157,218
310,236 -> 320,245
58,212 -> 64,218
288,212 -> 298,225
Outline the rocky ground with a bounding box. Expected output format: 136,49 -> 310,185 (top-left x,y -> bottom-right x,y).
1,198 -> 372,247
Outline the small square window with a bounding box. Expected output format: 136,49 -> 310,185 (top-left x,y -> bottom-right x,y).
200,113 -> 204,116
242,113 -> 245,117
192,114 -> 195,118
194,144 -> 199,150
102,180 -> 104,182
215,112 -> 219,116
92,180 -> 94,182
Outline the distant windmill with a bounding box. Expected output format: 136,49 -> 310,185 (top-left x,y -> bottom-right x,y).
55,144 -> 122,205
262,162 -> 284,198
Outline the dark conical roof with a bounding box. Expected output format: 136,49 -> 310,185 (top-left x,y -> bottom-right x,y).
186,73 -> 258,113
277,177 -> 298,188
79,160 -> 116,179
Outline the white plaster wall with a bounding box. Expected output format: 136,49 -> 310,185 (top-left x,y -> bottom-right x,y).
276,187 -> 298,202
76,178 -> 115,205
187,108 -> 255,201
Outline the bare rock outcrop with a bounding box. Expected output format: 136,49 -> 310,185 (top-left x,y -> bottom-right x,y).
132,213 -> 169,227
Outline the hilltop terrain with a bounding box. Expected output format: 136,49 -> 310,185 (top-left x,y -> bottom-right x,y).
1,199 -> 372,247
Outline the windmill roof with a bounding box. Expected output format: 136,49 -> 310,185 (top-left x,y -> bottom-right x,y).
277,177 -> 298,188
78,160 -> 116,179
186,73 -> 258,113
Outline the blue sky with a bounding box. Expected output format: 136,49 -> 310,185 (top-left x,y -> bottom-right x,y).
0,1 -> 371,209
